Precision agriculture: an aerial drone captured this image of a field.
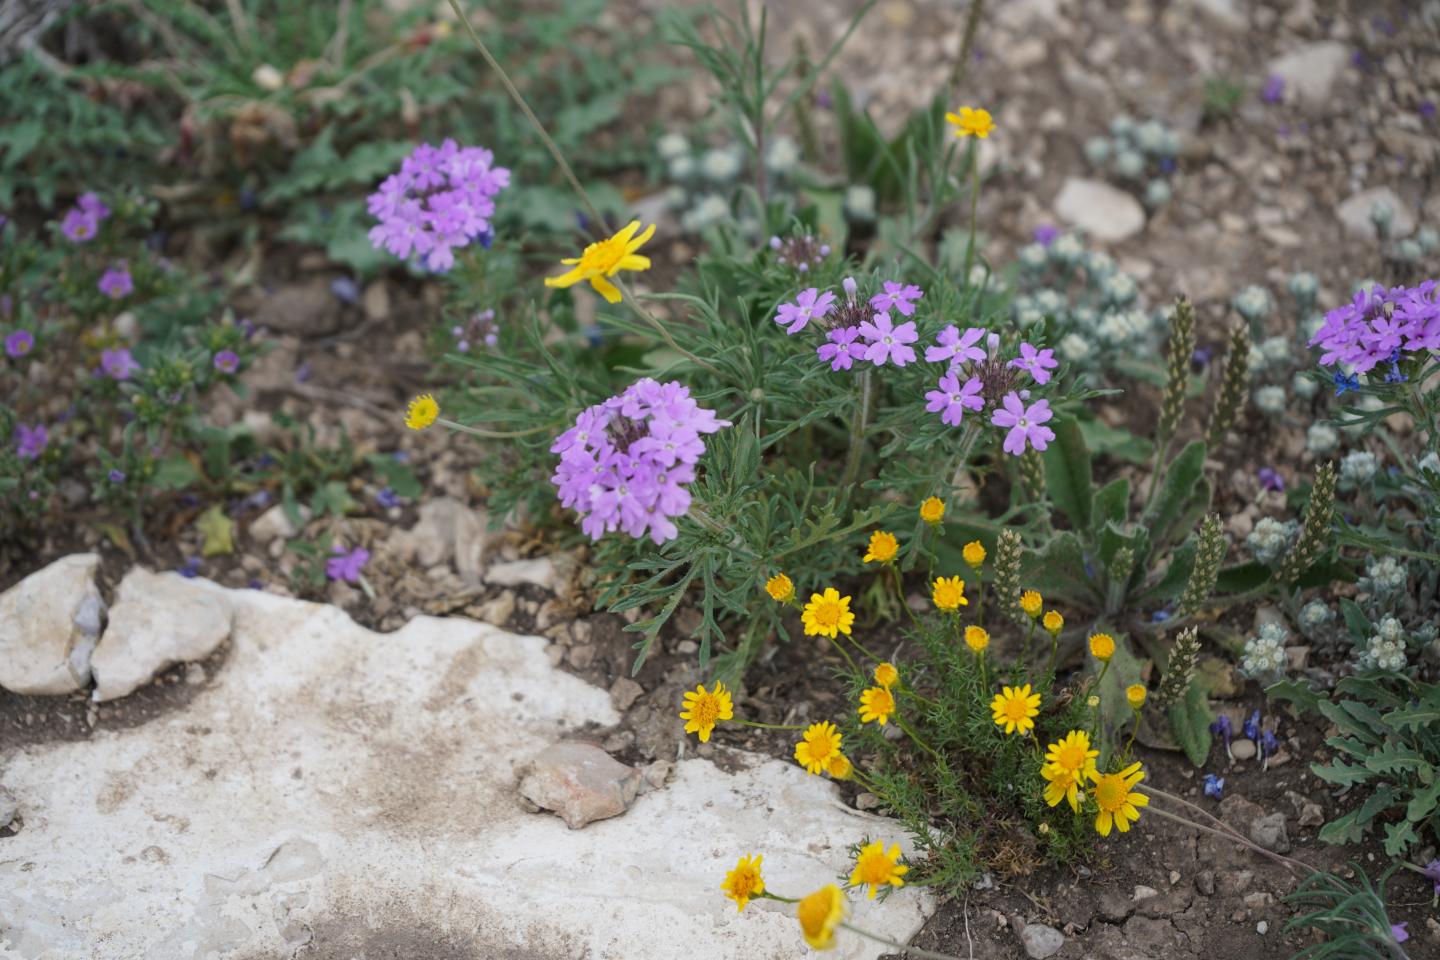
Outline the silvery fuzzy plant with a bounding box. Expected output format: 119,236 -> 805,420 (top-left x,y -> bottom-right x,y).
990,297 -> 1339,765
1082,114 -> 1180,212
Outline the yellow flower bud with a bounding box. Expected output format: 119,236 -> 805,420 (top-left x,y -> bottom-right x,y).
1126,684 -> 1147,710
1019,590 -> 1043,619
919,497 -> 945,524
765,573 -> 795,603
965,625 -> 990,654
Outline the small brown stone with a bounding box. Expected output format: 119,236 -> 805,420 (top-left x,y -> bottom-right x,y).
516,742 -> 643,830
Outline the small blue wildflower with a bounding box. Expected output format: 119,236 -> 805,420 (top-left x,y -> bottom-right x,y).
1261,729 -> 1280,761
248,578 -> 264,590
1152,609 -> 1171,623
330,277 -> 360,304
1202,774 -> 1224,799
392,450 -> 410,464
1243,709 -> 1261,742
295,363 -> 312,384
1332,370 -> 1360,396
108,469 -> 126,484
1257,467 -> 1284,492
178,557 -> 201,579
1191,347 -> 1213,369
377,487 -> 401,509
1384,350 -> 1408,383
1209,715 -> 1233,759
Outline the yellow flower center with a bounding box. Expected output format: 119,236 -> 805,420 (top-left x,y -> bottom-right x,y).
574,234 -> 629,275
1055,742 -> 1088,771
690,694 -> 719,728
1001,697 -> 1030,722
810,599 -> 843,630
1094,773 -> 1128,812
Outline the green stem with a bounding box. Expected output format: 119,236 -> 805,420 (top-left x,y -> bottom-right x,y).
839,369 -> 873,492
961,142 -> 981,280
826,635 -> 863,678
437,417 -> 550,439
735,718 -> 806,731
758,891 -> 799,904
896,715 -> 942,762
892,565 -> 920,629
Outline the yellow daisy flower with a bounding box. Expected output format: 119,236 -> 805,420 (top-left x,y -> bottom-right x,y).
849,840 -> 909,899
991,683 -> 1042,736
1042,610 -> 1064,636
1090,761 -> 1149,836
873,662 -> 899,689
1089,633 -> 1116,662
946,105 -> 996,139
1126,684 -> 1148,710
801,588 -> 855,638
962,540 -> 986,569
858,686 -> 896,726
1019,590 -> 1043,619
1044,730 -> 1099,780
964,625 -> 990,654
919,497 -> 945,524
1042,764 -> 1085,813
794,720 -> 844,775
862,530 -> 899,564
1087,694 -> 1100,708
404,393 -> 439,430
679,681 -> 733,743
932,575 -> 968,612
543,220 -> 655,304
765,573 -> 795,603
721,853 -> 765,912
796,884 -> 846,950
826,754 -> 853,780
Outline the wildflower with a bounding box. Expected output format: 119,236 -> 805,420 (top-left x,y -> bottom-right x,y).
325,545 -> 370,584
794,721 -> 843,775
376,487 -> 401,509
1034,224 -> 1060,246
1126,684 -> 1147,710
1261,74 -> 1285,103
1210,715 -> 1234,758
1043,610 -> 1063,636
868,281 -> 923,317
213,350 -> 240,374
1247,517 -> 1297,565
545,220 -> 655,303
60,208 -> 99,242
962,540 -> 986,569
1241,622 -> 1288,679
946,106 -> 996,139
721,854 -> 765,912
796,884 -> 846,950
1019,590 -> 1043,619
1257,467 -> 1284,492
550,378 -> 730,544
826,754 -> 853,779
1089,633 -> 1116,662
1420,859 -> 1440,895
858,686 -> 896,726
1260,728 -> 1280,759
1010,342 -> 1059,385
919,497 -> 945,524
874,662 -> 899,689
405,393 -> 440,430
98,262 -> 133,299
802,588 -> 855,638
991,393 -> 1056,455
817,325 -> 867,372
964,625 -> 989,653
862,531 -> 899,564
925,325 -> 988,366
932,576 -> 968,612
15,423 -> 47,460
1042,730 -> 1099,811
991,684 -> 1041,735
100,348 -> 140,381
774,287 -> 837,335
1087,695 -> 1100,708
680,682 -> 734,743
1340,450 -> 1378,484
765,573 -> 795,603
924,371 -> 984,427
857,312 -> 919,366
108,469 -> 126,483
850,841 -> 909,899
1392,923 -> 1408,944
1202,774 -> 1225,799
5,329 -> 34,358
1089,761 -> 1148,836
368,140 -> 510,272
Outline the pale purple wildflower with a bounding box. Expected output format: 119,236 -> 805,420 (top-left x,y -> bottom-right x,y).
15,423 -> 47,460
925,325 -> 987,366
774,288 -> 836,335
100,348 -> 140,381
367,140 -> 510,273
1033,224 -> 1059,246
925,372 -> 984,426
330,276 -> 360,303
1261,74 -> 1285,103
991,393 -> 1055,455
1421,860 -> 1440,895
214,350 -> 240,374
1258,467 -> 1284,492
1391,923 -> 1408,944
5,329 -> 33,358
1309,280 -> 1440,374
1202,774 -> 1224,799
376,488 -> 401,509
98,261 -> 133,299
857,312 -> 918,366
326,546 -> 371,583
550,378 -> 730,545
1010,342 -> 1059,385
868,281 -> 923,317
59,192 -> 110,243
108,469 -> 126,483
817,326 -> 866,372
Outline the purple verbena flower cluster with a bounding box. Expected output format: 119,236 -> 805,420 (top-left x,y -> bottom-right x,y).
768,233 -> 832,272
772,276 -> 923,369
1309,280 -> 1439,378
551,378 -> 730,544
367,140 -> 510,273
923,326 -> 1057,453
61,192 -> 110,243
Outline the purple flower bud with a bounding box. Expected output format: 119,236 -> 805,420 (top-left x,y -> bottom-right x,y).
1243,709 -> 1261,742
1261,729 -> 1280,759
1202,774 -> 1224,799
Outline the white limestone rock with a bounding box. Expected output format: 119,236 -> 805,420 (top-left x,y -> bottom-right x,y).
1054,178 -> 1146,242
0,553 -> 104,695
